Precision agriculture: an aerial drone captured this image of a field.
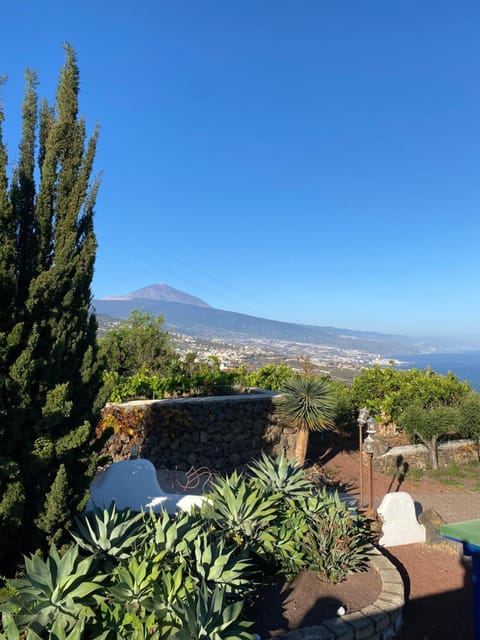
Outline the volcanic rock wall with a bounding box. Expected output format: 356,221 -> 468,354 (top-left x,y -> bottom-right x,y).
97,392 -> 296,474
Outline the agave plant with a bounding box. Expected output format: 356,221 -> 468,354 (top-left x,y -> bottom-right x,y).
94,601 -> 168,640
204,471 -> 280,548
144,509 -> 204,565
172,582 -> 252,640
248,452 -> 311,502
255,508 -> 309,580
108,550 -> 161,614
0,611 -> 84,640
71,503 -> 145,567
0,544 -> 104,636
277,374 -> 336,465
189,533 -> 253,597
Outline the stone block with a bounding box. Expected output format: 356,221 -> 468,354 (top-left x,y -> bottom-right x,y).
382,581 -> 405,597
375,592 -> 404,612
344,612 -> 374,639
360,604 -> 390,632
377,492 -> 426,547
322,618 -> 355,639
418,507 -> 446,545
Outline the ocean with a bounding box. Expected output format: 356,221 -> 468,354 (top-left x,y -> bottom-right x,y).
390,351 -> 480,388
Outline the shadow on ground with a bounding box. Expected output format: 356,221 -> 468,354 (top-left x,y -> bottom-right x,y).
385,547 -> 473,640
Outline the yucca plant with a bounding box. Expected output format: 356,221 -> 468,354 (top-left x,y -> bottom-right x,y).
71,503 -> 145,568
277,374 -> 336,465
249,452 -> 311,503
0,544 -> 104,636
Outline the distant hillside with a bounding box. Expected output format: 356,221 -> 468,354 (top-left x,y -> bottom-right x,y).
103,283 -> 210,308
92,297 -> 436,356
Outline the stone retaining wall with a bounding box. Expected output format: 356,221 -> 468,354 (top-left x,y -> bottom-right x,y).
97,393 -> 297,474
374,439 -> 478,475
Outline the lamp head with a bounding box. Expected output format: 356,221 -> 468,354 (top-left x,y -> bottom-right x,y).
367,416 -> 376,435
358,407 -> 369,424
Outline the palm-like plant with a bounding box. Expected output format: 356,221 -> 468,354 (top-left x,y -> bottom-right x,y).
277,374 -> 335,465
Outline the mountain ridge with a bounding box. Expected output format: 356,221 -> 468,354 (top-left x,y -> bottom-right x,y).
92,297 -> 436,356
93,283 -> 477,356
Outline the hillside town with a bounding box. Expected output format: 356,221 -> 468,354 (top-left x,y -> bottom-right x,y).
170,331 -> 395,382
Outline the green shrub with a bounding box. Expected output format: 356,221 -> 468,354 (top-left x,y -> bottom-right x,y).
351,364 -> 471,424
236,363 -> 294,391
300,489 -> 372,582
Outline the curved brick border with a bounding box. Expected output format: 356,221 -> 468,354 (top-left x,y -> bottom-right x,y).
278,546 -> 405,640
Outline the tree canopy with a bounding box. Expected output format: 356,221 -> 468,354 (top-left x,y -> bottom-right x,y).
0,45 -> 103,571
351,364 -> 470,423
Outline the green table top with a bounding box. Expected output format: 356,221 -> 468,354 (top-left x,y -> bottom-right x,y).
441,520 -> 480,547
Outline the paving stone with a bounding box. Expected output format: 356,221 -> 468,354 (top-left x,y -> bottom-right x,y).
359,605 -> 390,632
322,618 -> 356,639
346,612 -> 375,639
379,568 -> 401,583
381,581 -> 405,597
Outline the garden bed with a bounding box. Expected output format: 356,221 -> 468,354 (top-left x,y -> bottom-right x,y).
247,562 -> 382,637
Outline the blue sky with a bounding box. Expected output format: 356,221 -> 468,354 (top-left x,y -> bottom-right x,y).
1,1 -> 479,340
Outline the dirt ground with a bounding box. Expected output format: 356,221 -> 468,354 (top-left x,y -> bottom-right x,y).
248,561 -> 382,637
162,441 -> 477,639
320,443 -> 475,640
249,440 -> 476,639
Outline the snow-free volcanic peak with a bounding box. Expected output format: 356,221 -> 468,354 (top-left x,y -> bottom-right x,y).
102,283 -> 211,308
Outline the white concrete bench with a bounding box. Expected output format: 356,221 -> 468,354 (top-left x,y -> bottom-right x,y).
86,458 -> 206,515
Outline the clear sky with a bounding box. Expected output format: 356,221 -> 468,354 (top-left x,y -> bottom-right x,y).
1,1 -> 479,340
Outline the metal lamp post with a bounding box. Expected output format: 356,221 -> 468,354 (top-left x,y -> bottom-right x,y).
364,416 -> 377,519
357,407 -> 369,511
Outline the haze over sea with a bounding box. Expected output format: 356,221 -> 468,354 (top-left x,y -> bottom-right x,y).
391,352 -> 480,389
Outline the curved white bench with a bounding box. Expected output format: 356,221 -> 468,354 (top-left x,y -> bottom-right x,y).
86,458 -> 206,515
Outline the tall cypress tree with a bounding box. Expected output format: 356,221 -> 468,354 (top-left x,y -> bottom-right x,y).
0,45 -> 104,569
0,77 -> 26,562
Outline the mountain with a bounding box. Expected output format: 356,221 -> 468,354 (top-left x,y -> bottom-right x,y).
92,290 -> 441,356
103,283 -> 210,308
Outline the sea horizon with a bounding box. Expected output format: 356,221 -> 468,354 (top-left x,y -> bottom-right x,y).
389,351 -> 480,389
